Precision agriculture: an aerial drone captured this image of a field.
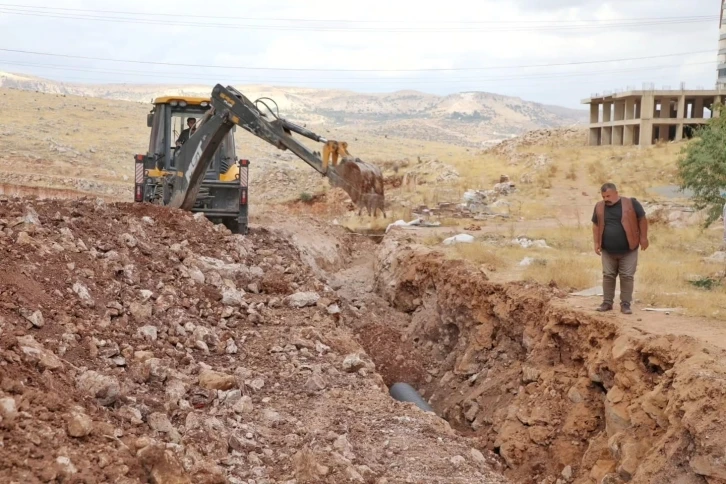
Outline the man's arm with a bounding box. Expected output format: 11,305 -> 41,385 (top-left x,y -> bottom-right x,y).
632,199 -> 649,250
592,207 -> 601,254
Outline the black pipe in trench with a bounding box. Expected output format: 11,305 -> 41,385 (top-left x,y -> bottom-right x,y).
389,382 -> 435,414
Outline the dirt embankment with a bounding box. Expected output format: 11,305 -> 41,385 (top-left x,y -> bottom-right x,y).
0,197 -> 508,484
366,236 -> 726,484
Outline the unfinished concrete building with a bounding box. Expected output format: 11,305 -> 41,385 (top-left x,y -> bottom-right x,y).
582,88 -> 725,146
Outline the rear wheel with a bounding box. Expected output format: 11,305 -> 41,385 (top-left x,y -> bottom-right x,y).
223,218 -> 242,234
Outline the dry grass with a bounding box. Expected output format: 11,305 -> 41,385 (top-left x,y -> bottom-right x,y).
425,221 -> 726,320
443,242 -> 513,269
522,254 -> 602,290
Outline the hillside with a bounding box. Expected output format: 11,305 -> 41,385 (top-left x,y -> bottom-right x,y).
0,71 -> 586,147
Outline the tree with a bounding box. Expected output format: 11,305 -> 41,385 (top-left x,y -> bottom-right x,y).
677,104 -> 726,227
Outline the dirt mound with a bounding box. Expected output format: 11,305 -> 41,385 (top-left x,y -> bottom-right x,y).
0,197 -> 508,483
483,128 -> 584,158
368,236 -> 726,484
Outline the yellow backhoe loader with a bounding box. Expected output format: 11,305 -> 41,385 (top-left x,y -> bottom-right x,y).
134,84 -> 385,234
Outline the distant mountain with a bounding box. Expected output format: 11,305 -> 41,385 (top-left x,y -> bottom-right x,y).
0,71 -> 587,147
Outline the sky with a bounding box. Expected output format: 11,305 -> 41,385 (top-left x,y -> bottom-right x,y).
0,0 -> 720,108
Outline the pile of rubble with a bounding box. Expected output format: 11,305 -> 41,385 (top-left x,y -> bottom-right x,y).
643,201 -> 706,228
483,127 -> 583,159
412,175 -> 516,220
0,197 -> 507,483
401,159 -> 461,186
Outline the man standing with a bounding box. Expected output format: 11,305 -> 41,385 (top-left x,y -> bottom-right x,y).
591,183 -> 649,314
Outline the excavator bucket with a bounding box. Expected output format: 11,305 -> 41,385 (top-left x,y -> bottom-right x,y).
327,156 -> 385,217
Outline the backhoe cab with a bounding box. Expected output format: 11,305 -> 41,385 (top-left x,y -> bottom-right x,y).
134,95 -> 248,233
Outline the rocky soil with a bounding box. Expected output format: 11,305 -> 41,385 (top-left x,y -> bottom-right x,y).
3,195 -> 726,484
0,197 -> 508,484
369,234 -> 726,484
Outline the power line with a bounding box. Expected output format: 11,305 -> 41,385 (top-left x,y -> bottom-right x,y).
0,59 -> 715,84
0,47 -> 714,72
0,6 -> 716,32
0,3 -> 717,25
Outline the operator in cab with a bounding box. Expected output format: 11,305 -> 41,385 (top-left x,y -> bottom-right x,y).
176,117 -> 197,147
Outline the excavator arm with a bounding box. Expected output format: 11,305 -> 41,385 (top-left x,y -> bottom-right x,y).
168,84 -> 383,212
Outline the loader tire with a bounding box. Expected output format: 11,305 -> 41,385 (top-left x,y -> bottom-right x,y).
223,218 -> 242,234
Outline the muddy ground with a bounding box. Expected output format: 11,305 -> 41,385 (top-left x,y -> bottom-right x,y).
1,196 -> 725,484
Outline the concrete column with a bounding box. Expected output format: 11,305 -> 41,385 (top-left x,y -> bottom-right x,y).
659,98 -> 671,118
625,99 -> 635,120
624,125 -> 634,145
677,95 -> 686,119
640,93 -> 654,146
603,102 -> 613,122
715,96 -> 722,118
635,100 -> 642,119
613,126 -> 624,145
694,98 -> 704,118
675,124 -> 684,141
602,127 -> 613,145
589,128 -> 601,146
614,101 -> 625,121
590,103 -> 599,123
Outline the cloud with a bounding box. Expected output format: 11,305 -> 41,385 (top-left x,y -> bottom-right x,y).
0,0 -> 721,107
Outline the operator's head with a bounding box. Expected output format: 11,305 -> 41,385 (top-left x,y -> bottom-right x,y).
600,182 -> 620,206
187,117 -> 196,127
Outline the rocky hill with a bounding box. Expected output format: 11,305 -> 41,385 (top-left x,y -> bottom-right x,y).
0,71 -> 586,147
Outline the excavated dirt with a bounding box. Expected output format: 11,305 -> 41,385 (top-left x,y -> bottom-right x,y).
0,196 -> 508,484
3,196 -> 726,484
363,234 -> 726,484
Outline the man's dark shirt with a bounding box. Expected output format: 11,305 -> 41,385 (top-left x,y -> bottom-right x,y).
177,128 -> 191,146
176,128 -> 196,144
591,198 -> 646,254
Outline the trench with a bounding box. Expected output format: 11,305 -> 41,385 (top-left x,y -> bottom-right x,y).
339,236 -> 726,484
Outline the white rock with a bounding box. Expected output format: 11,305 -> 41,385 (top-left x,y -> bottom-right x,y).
67,412 -> 93,438
233,396 -> 254,414
72,282 -> 94,306
470,448 -> 487,466
249,378 -> 265,391
0,397 -> 18,425
226,339 -> 239,354
76,370 -> 120,406
222,287 -> 245,307
137,325 -> 158,342
23,309 -> 44,328
342,354 -> 365,373
286,292 -> 320,308
17,335 -> 63,370
148,412 -> 174,433
450,455 -> 466,467
23,206 -> 40,225
118,233 -> 137,248
443,234 -> 474,246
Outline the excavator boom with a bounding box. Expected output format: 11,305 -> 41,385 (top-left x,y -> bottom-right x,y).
168,84 -> 383,213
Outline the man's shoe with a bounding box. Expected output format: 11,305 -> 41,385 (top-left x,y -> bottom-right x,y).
596,302 -> 613,312
621,303 -> 632,314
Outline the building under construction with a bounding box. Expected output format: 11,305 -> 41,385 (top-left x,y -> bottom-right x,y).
582,88 -> 725,146
583,0 -> 726,147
